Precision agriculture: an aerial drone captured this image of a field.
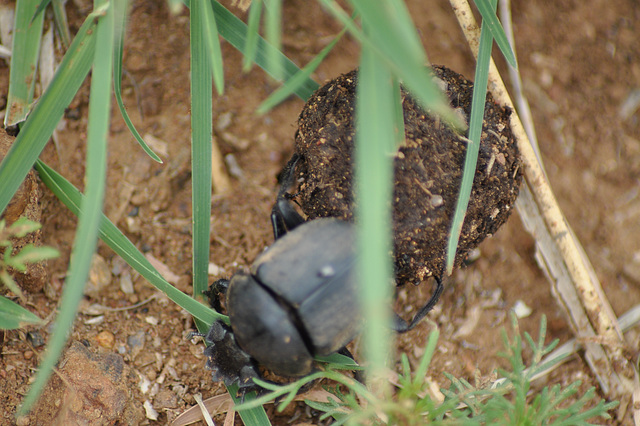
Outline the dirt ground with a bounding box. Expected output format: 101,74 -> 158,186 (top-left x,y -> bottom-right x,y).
1,0 -> 639,424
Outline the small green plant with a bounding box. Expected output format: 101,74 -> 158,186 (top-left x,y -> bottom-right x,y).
442,316 -> 618,425
235,316 -> 617,425
0,217 -> 59,329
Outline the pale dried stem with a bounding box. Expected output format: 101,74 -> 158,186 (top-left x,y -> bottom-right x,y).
211,135 -> 231,194
448,0 -> 636,399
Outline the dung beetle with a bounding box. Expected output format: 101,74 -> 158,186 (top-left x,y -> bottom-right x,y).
202,217 -> 360,393
197,158 -> 443,395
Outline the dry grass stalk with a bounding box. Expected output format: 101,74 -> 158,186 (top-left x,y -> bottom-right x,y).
448,0 -> 637,402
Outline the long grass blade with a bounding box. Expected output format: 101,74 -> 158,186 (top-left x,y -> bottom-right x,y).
356,28 -> 396,393
211,0 -> 318,100
4,0 -> 44,127
112,0 -> 162,163
473,0 -> 516,67
190,0 -> 213,328
242,0 -> 263,71
52,0 -> 72,49
192,5 -> 272,424
256,26 -> 346,114
263,0 -> 283,81
0,7 -> 103,216
201,0 -> 225,94
18,0 -> 115,414
321,0 -> 464,130
0,295 -> 42,329
445,0 -> 496,274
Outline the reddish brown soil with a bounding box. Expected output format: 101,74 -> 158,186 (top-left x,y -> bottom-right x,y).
1,0 -> 638,424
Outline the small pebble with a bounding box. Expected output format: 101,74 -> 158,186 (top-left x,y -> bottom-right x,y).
23,350 -> 34,360
513,300 -> 533,318
26,331 -> 46,347
85,254 -> 112,297
145,316 -> 159,326
119,270 -> 134,294
208,262 -> 224,276
127,331 -> 146,358
146,369 -> 157,381
154,390 -> 178,409
95,330 -> 115,349
143,400 -> 158,421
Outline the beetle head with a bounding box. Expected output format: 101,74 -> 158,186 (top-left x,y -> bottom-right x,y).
227,272 -> 316,377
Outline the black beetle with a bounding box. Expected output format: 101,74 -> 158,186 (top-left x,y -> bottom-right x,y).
201,217 -> 361,393
197,157 -> 443,395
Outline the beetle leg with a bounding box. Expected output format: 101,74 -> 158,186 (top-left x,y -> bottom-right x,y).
393,276 -> 444,333
271,197 -> 305,240
203,279 -> 230,313
203,321 -> 265,394
271,153 -> 306,239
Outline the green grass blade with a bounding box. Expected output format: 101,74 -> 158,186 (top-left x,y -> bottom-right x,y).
197,8 -> 273,422
256,26 -> 346,114
32,0 -> 52,23
192,11 -> 267,422
446,0 -> 496,274
263,0 -> 283,81
51,0 -> 72,49
4,0 -> 45,127
0,8 -> 103,216
17,0 -> 115,414
34,160 -> 222,326
242,0 -> 263,71
356,34 -> 396,386
211,0 -> 318,100
321,0 -> 464,130
190,0 -> 213,327
201,0 -> 225,94
473,0 -> 516,67
413,329 -> 439,386
0,295 -> 42,329
112,0 -> 162,163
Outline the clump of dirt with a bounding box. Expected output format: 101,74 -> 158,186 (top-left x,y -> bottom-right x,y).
286,66 -> 522,286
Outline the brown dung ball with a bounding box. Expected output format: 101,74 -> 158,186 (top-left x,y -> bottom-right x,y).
285,65 -> 522,285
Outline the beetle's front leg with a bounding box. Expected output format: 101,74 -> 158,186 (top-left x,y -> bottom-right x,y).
271,153 -> 306,239
271,196 -> 305,240
203,278 -> 230,313
203,321 -> 264,396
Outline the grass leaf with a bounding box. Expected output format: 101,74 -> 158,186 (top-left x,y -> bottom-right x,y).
211,0 -> 318,100
473,0 -> 516,67
112,0 -> 163,163
446,0 -> 496,273
200,0 -> 225,94
0,295 -> 42,329
190,0 -> 213,327
242,0 -> 263,71
4,0 -> 45,127
263,0 -> 283,81
17,0 -> 116,413
0,6 -> 103,216
355,25 -> 397,385
256,26 -> 346,114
